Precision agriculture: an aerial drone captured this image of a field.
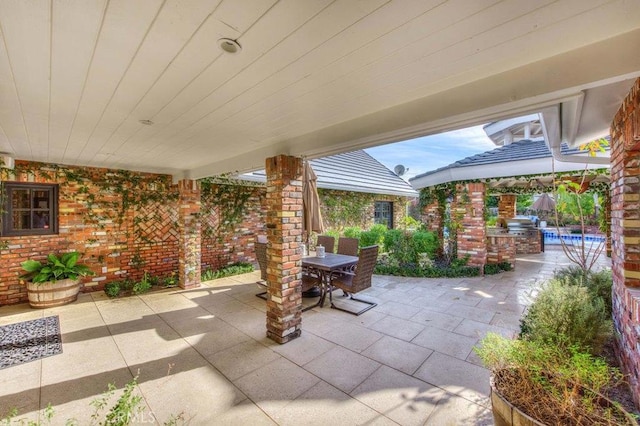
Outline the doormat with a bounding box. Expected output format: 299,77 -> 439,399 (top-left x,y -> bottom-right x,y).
0,316 -> 62,369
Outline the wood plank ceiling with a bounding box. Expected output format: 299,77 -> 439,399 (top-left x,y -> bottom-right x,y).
0,0 -> 639,179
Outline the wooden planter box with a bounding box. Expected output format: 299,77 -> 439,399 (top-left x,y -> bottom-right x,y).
26,279 -> 81,309
491,379 -> 638,426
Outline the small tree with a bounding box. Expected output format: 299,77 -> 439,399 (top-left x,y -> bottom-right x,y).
551,138 -> 608,275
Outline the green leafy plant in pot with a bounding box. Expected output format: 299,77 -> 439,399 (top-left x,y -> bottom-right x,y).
21,252 -> 94,308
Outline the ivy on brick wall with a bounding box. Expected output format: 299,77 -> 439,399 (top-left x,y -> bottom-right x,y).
0,161 -> 179,257
200,175 -> 264,242
318,188 -> 375,230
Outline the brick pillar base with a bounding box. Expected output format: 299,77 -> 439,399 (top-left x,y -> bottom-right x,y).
265,155 -> 303,344
610,77 -> 640,408
178,179 -> 201,289
456,183 -> 487,270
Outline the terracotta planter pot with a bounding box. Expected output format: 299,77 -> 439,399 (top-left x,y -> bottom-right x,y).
26,278 -> 81,309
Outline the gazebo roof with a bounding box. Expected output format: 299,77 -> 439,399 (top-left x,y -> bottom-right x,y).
409,139 -> 609,190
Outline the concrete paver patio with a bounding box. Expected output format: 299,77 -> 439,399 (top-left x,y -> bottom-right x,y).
0,248 -> 610,425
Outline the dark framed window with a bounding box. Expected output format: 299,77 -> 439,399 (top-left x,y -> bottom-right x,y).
1,182 -> 58,236
374,201 -> 393,228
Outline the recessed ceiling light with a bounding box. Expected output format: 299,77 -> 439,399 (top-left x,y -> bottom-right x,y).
218,38 -> 241,54
139,119 -> 154,125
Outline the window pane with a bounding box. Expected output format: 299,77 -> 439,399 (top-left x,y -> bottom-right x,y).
12,211 -> 31,230
12,189 -> 31,209
33,211 -> 50,229
33,190 -> 50,209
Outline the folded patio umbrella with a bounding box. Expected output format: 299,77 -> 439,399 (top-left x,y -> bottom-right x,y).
531,193 -> 556,211
302,160 -> 324,237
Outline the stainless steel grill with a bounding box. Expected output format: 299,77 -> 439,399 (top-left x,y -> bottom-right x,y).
506,218 -> 536,235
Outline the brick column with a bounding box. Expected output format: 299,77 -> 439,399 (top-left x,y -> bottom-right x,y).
265,155 -> 303,344
610,77 -> 640,407
422,200 -> 443,235
498,194 -> 516,218
178,179 -> 201,289
456,183 -> 487,269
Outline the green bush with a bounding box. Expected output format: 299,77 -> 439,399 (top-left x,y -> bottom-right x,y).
484,262 -> 512,275
359,224 -> 386,247
520,279 -> 611,353
132,279 -> 152,295
104,281 -> 122,298
412,231 -> 438,258
553,266 -> 613,316
343,226 -> 362,240
202,262 -> 254,281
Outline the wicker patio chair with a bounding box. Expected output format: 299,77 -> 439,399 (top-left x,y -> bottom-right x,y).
337,237 -> 359,256
255,241 -> 268,300
328,245 -> 379,315
316,235 -> 335,254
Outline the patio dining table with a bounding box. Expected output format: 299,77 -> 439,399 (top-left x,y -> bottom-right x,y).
302,253 -> 359,309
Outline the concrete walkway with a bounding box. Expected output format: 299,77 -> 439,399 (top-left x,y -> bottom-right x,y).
0,248 -> 610,425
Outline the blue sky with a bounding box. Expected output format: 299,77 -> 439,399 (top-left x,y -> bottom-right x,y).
365,124 -> 497,181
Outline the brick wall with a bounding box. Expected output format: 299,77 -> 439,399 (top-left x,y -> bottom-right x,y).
0,162 -> 179,305
514,231 -> 542,254
610,77 -> 640,407
486,235 -> 516,268
201,184 -> 266,271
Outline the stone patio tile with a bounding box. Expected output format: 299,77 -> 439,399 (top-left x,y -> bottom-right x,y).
352,365 -> 444,426
410,308 -> 463,331
94,297 -> 156,324
490,312 -> 523,331
304,346 -> 381,394
208,399 -> 277,425
407,296 -> 453,312
108,317 -> 191,365
271,332 -> 336,366
453,318 -> 516,340
361,335 -> 433,375
476,297 -> 526,315
425,391 -> 493,425
447,304 -> 496,324
41,334 -> 127,384
0,304 -> 44,324
316,320 -> 383,353
40,367 -> 138,425
376,289 -> 411,302
137,348 -> 246,424
368,315 -> 425,341
272,380 -> 391,426
234,357 -> 320,417
138,290 -> 199,313
437,290 -> 483,307
298,310 -> 341,336
414,352 -> 490,406
374,301 -> 421,319
206,340 -> 281,381
345,309 -> 387,328
411,326 -> 478,360
216,307 -> 274,342
183,318 -> 252,356
0,360 -> 42,419
203,298 -> 255,317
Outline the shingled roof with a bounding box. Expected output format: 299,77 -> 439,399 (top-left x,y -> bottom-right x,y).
241,150 -> 417,197
409,139 -> 605,189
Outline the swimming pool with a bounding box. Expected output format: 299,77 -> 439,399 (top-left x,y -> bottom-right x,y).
542,230 -> 606,245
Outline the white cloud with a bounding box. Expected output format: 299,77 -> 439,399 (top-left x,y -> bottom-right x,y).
365,124 -> 496,180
